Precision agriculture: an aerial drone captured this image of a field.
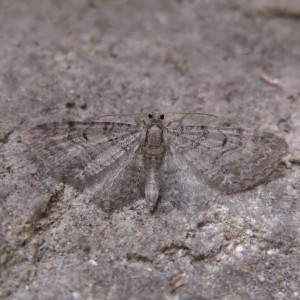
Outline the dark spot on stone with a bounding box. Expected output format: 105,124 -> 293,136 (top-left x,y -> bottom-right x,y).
80,103 -> 87,110
237,128 -> 244,135
82,132 -> 88,141
78,236 -> 91,252
68,121 -> 75,128
201,125 -> 208,138
222,136 -> 227,146
38,123 -> 50,130
65,101 -> 75,109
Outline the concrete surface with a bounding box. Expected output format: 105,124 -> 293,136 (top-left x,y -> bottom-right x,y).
0,0 -> 299,299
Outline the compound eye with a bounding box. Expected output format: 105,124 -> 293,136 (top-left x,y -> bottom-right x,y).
148,114 -> 153,119
160,114 -> 164,120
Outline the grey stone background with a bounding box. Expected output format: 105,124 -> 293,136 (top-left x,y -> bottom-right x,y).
0,0 -> 299,299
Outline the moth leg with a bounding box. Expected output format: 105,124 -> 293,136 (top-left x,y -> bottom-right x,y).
168,115 -> 188,126
166,119 -> 173,127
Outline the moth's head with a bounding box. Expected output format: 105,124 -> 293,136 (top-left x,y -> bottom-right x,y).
148,111 -> 164,122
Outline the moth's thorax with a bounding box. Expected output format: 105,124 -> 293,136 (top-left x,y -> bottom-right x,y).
143,123 -> 165,157
146,124 -> 163,146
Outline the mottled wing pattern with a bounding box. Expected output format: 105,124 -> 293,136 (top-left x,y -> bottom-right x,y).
166,125 -> 288,193
24,122 -> 144,193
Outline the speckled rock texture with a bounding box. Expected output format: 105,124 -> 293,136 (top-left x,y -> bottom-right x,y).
0,1 -> 299,299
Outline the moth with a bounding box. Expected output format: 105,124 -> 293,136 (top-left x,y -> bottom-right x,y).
24,112 -> 288,212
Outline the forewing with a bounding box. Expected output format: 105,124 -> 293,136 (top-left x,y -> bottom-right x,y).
167,125 -> 288,193
24,121 -> 143,190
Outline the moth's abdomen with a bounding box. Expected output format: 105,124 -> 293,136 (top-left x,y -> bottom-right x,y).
145,168 -> 161,211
